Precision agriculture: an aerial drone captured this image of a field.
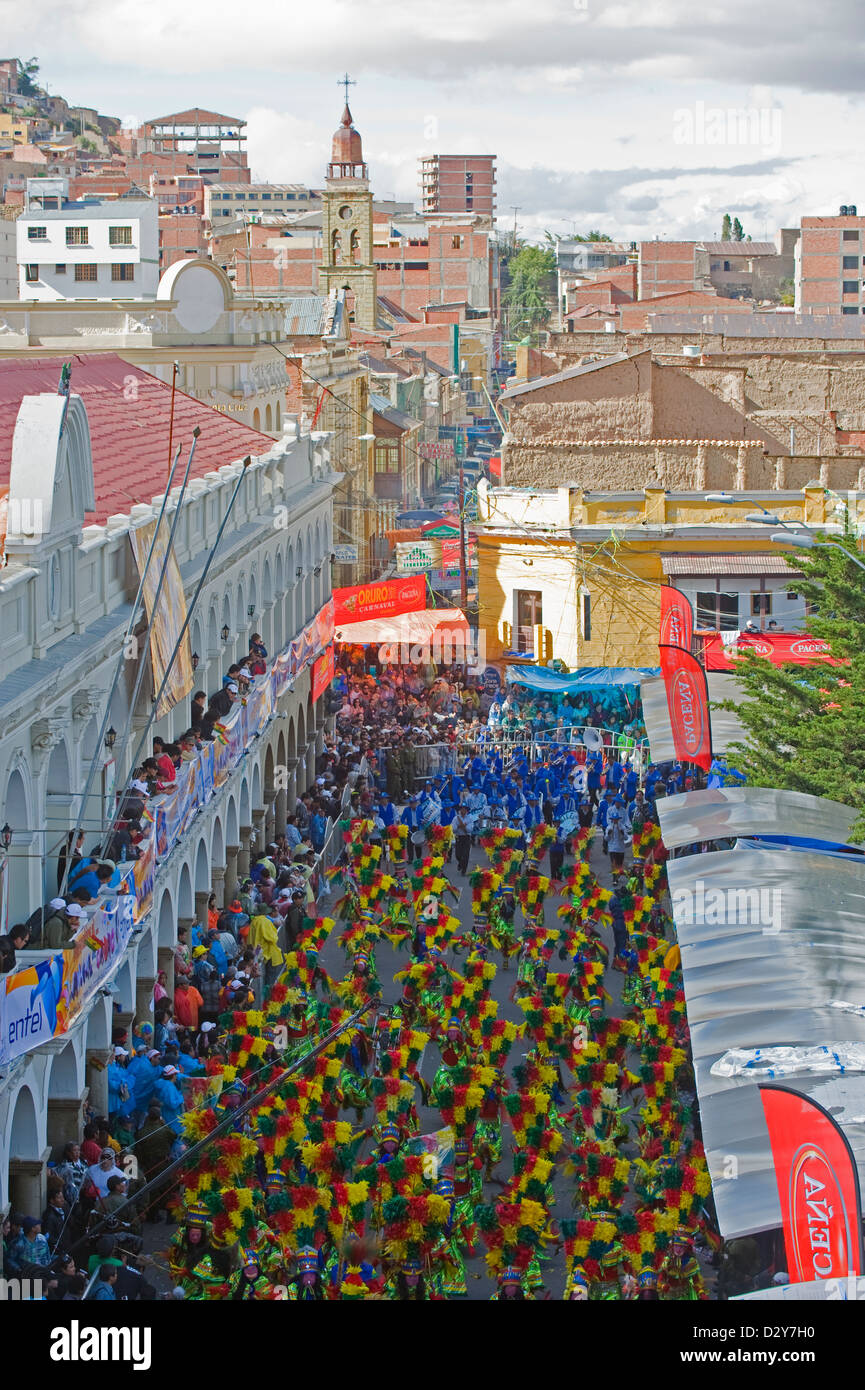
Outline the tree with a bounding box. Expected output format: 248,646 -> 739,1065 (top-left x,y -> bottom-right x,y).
18,58 -> 40,97
572,230 -> 613,242
721,214 -> 732,241
724,526 -> 865,838
732,217 -> 744,241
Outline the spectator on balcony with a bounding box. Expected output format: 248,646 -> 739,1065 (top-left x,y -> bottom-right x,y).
179,731 -> 198,764
0,922 -> 31,973
250,632 -> 267,664
43,898 -> 73,949
57,828 -> 86,893
210,681 -> 238,721
67,859 -> 115,900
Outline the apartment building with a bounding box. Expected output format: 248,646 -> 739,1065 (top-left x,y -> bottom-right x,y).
638,240 -> 712,298
204,182 -> 321,223
796,207 -> 865,316
420,155 -> 496,217
17,187 -> 159,300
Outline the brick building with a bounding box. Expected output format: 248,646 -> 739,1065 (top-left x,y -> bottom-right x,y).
638,240 -> 712,298
796,208 -> 865,316
419,155 -> 496,216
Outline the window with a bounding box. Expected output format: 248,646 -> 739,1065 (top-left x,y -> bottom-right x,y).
452,235 -> 463,249
27,225 -> 46,240
842,255 -> 859,269
55,263 -> 66,274
751,591 -> 772,617
260,193 -> 271,200
843,230 -> 860,240
24,264 -> 39,283
515,589 -> 542,652
74,263 -> 98,282
843,280 -> 859,293
787,590 -> 799,601
108,225 -> 132,246
581,591 -> 591,642
66,225 -> 89,245
696,591 -> 739,630
842,306 -> 858,315
111,263 -> 134,281
374,443 -> 399,474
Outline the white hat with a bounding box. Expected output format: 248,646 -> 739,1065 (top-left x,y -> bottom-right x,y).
200,1021 -> 216,1032
162,1065 -> 178,1077
114,1046 -> 129,1057
227,681 -> 239,694
147,1048 -> 162,1059
49,897 -> 66,911
130,779 -> 148,793
66,904 -> 87,919
239,667 -> 251,679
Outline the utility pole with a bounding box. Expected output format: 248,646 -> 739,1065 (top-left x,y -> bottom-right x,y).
457,429 -> 468,612
510,205 -> 521,255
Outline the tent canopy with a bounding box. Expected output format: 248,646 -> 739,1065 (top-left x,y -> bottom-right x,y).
668,837 -> 865,1240
657,785 -> 860,850
504,665 -> 659,693
334,607 -> 468,646
641,671 -> 745,762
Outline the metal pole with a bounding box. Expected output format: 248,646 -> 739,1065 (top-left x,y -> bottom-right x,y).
458,445 -> 468,613
121,457 -> 252,791
109,432 -> 199,808
59,443 -> 187,894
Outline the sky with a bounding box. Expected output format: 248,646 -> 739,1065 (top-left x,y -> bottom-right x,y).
2,0 -> 864,243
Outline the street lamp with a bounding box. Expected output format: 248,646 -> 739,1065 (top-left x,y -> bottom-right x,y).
221,623 -> 230,643
770,532 -> 865,576
247,604 -> 255,619
1,823 -> 12,850
104,727 -> 117,750
191,651 -> 199,671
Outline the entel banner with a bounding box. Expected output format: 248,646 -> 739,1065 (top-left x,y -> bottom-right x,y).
701,629 -> 841,671
659,584 -> 694,651
333,576 -> 426,626
760,1084 -> 864,1283
659,643 -> 713,771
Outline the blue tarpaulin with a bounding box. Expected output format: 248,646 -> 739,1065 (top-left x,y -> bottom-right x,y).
504,665 -> 660,693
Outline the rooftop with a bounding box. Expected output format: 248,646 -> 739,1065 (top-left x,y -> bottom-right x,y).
0,354 -> 277,524
145,108 -> 246,128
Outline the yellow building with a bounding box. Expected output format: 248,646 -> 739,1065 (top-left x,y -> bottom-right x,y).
476,479 -> 859,668
0,113 -> 30,143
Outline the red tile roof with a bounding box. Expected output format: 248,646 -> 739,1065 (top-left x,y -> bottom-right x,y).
145,108 -> 245,127
0,354 -> 278,525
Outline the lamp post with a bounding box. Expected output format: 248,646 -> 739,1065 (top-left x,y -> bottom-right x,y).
770,532 -> 865,576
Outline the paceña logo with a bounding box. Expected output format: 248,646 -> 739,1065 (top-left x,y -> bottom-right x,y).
49,1322 -> 152,1371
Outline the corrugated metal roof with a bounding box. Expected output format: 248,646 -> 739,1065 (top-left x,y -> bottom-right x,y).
370,391 -> 420,433
661,554 -> 803,576
702,241 -> 778,256
282,297 -> 327,336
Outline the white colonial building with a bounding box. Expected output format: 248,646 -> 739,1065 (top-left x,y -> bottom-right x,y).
0,365 -> 338,1214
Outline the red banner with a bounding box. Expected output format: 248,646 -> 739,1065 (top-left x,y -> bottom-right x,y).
659,584 -> 694,651
311,644 -> 334,702
333,576 -> 426,627
659,644 -> 713,771
700,629 -> 841,671
760,1084 -> 863,1284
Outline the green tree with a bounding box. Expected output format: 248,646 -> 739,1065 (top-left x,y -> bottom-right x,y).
724,526 -> 865,837
721,214 -> 732,241
18,58 -> 40,97
573,229 -> 613,242
732,217 -> 744,241
502,241 -> 556,330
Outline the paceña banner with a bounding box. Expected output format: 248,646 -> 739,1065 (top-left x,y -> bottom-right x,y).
658,643 -> 713,771
659,584 -> 694,651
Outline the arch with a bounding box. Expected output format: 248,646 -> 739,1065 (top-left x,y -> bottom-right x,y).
135,925 -> 158,980
263,744 -> 275,798
287,716 -> 296,761
262,557 -> 273,607
253,407 -> 261,431
275,548 -> 284,597
277,730 -> 286,770
177,862 -> 194,919
239,778 -> 251,827
48,1041 -> 81,1101
251,761 -> 262,813
235,580 -> 245,638
331,228 -> 342,262
3,764 -> 33,925
114,958 -> 134,1014
191,617 -> 204,670
226,795 -> 239,847
85,998 -> 111,1050
45,738 -> 72,895
207,605 -> 219,663
211,816 -> 225,867
194,838 -> 210,893
265,403 -> 273,432
350,228 -> 360,264
9,1085 -> 39,1159
297,705 -> 306,755
275,401 -> 282,432
221,592 -> 232,643
248,571 -> 258,623
157,888 -> 176,950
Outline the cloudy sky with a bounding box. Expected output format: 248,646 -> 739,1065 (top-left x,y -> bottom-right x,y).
2,0 -> 863,242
